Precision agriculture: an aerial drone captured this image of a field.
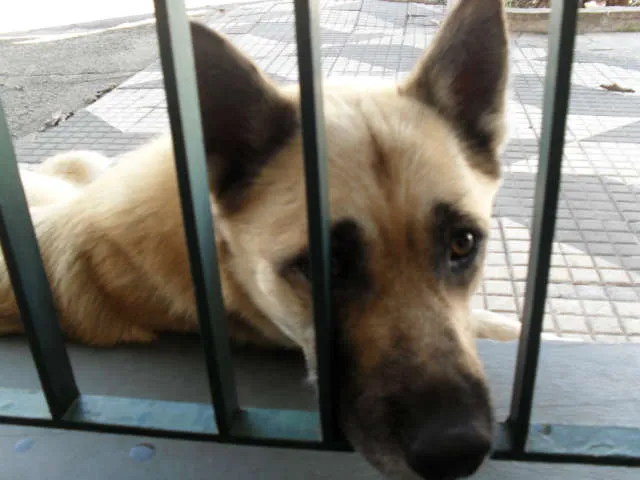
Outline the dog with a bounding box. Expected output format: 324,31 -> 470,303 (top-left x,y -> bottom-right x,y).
0,0 -> 525,478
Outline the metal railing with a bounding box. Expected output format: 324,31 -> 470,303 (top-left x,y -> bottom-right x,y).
0,0 -> 639,468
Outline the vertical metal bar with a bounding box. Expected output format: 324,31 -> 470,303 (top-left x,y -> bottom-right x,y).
153,0 -> 238,435
508,0 -> 579,451
0,101 -> 79,419
293,0 -> 341,444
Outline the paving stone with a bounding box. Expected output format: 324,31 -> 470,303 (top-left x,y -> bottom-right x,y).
486,296 -> 518,314
571,268 -> 601,284
484,266 -> 511,281
543,313 -> 557,333
549,267 -> 572,283
565,255 -> 595,269
484,280 -> 515,297
589,316 -> 624,335
605,286 -> 639,302
575,285 -> 608,300
600,269 -> 633,284
616,302 -> 640,318
550,299 -> 584,316
548,283 -> 578,299
486,252 -> 508,266
561,333 -> 595,342
592,334 -> 628,344
508,252 -> 530,267
555,315 -> 590,334
471,294 -> 486,311
624,318 -> 640,336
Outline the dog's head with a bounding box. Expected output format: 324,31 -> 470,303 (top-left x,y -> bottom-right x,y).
189,0 -> 509,478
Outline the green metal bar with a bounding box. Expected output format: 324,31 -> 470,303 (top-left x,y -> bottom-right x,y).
0,102 -> 80,420
152,0 -> 238,436
508,0 -> 579,451
0,393 -> 638,466
64,395 -> 217,434
293,0 -> 341,445
493,422 -> 640,466
230,408 -> 321,444
0,388 -> 331,449
0,388 -> 50,420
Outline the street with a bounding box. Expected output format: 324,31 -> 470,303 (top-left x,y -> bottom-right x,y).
0,0 -> 253,138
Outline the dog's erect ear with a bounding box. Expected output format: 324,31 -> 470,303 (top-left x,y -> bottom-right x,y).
189,22 -> 298,210
400,0 -> 509,168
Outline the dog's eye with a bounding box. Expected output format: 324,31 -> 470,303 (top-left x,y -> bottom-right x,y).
450,230 -> 477,261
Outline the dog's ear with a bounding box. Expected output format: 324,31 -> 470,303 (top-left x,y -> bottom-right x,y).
400,0 -> 509,166
189,22 -> 298,211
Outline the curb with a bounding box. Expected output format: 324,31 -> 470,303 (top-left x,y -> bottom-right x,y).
507,6 -> 640,34
384,1 -> 640,33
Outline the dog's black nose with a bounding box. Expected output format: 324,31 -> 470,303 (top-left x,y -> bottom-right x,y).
405,415 -> 492,480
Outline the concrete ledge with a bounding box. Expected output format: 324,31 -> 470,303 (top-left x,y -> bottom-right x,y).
384,1 -> 640,34
1,337 -> 639,478
507,7 -> 640,34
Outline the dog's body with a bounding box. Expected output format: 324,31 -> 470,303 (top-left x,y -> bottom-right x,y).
1,1 -> 525,478
7,105 -> 521,347
7,138 -> 302,347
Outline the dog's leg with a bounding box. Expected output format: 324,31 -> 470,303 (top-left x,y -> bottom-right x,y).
0,210 -> 161,347
472,309 -> 521,341
0,251 -> 24,335
0,277 -> 158,347
0,313 -> 23,336
472,309 -> 582,342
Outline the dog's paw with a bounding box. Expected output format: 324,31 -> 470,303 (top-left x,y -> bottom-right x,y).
472,309 -> 522,342
472,309 -> 587,343
540,332 -> 584,342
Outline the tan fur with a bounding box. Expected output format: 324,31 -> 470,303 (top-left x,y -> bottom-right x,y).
36,150 -> 111,186
0,1 -> 527,478
3,138 -> 302,347
17,151 -> 109,207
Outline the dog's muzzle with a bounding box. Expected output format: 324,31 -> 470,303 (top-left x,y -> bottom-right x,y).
404,409 -> 492,479
396,378 -> 494,480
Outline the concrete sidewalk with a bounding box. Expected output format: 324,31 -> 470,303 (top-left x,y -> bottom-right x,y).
11,0 -> 640,343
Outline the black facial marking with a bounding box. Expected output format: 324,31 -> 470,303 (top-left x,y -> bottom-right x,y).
205,102 -> 299,211
189,21 -> 300,212
400,0 -> 507,177
415,85 -> 497,160
432,202 -> 486,285
281,219 -> 372,305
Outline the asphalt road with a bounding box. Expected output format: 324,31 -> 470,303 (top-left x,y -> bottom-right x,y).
0,19 -> 163,139
0,0 -> 244,140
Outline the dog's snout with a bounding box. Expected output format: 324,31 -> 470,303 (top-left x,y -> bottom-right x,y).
396,377 -> 494,480
405,414 -> 492,480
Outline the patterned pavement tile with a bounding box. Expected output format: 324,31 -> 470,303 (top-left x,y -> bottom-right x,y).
10,0 -> 640,343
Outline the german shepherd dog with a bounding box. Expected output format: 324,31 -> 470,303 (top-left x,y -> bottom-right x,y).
1,0 -> 525,478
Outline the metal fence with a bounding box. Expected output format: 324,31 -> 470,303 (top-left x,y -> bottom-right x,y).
1,0 -> 639,469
